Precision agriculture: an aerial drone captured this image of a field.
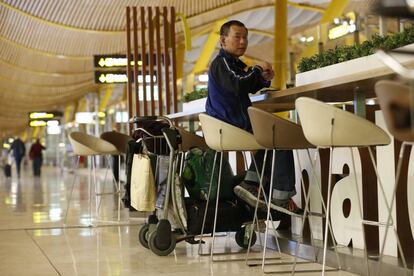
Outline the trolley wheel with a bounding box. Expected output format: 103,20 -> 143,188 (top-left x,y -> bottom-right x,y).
139,224 -> 150,249
235,226 -> 257,249
148,230 -> 176,256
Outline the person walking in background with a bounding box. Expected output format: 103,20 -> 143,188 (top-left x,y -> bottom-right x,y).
29,139 -> 46,176
9,137 -> 26,178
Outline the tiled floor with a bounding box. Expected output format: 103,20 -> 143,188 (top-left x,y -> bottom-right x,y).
0,165 -> 357,275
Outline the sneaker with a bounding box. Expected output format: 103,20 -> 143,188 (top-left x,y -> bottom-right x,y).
234,181 -> 266,210
270,198 -> 304,216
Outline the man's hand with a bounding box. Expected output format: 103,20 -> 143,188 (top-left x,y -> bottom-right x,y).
257,61 -> 274,81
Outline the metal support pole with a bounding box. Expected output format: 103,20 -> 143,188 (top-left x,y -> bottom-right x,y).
353,87 -> 366,118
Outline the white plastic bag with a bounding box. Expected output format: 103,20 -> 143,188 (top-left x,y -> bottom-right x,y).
130,154 -> 156,211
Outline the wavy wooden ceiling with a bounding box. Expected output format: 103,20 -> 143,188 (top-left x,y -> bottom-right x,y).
0,0 -> 369,135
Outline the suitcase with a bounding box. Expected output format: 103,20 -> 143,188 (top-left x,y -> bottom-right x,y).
4,164 -> 11,177
185,199 -> 251,235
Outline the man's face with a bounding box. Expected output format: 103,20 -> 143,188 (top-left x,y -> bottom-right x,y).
220,25 -> 248,57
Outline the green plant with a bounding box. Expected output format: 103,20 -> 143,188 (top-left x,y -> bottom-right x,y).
182,88 -> 208,102
298,25 -> 414,73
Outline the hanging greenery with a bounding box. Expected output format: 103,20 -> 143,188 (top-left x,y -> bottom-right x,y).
182,88 -> 208,103
297,25 -> 414,73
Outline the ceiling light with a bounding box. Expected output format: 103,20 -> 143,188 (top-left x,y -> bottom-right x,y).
306,36 -> 314,42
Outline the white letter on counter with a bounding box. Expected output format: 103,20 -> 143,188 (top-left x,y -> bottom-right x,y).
330,148 -> 364,249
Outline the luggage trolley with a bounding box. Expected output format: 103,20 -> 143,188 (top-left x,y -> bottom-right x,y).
131,116 -> 259,256
128,115 -> 180,256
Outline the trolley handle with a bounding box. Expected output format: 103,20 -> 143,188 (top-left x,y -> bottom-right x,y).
376,49 -> 414,80
128,115 -> 174,127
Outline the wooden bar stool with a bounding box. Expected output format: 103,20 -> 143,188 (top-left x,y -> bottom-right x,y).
375,80 -> 412,275
296,97 -> 391,275
66,131 -> 119,226
247,106 -> 340,273
198,113 -> 264,261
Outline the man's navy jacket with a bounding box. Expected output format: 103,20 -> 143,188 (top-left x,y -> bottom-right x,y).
206,48 -> 271,131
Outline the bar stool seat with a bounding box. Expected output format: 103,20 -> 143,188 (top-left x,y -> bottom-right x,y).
296,100 -> 390,147
248,107 -> 313,149
198,113 -> 264,260
295,97 -> 391,275
70,132 -> 118,156
199,114 -> 264,151
100,131 -> 133,155
176,127 -> 208,152
66,132 -> 119,225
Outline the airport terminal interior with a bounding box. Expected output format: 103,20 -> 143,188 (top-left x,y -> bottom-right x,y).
1,0 -> 414,275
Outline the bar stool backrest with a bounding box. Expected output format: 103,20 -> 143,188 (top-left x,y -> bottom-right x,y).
176,127 -> 208,152
69,132 -> 117,156
295,97 -> 391,147
375,80 -> 414,142
247,107 -> 314,149
198,113 -> 263,151
100,131 -> 134,155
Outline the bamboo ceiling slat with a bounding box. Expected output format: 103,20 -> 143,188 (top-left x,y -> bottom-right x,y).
0,61 -> 93,85
0,6 -> 126,56
0,90 -> 94,108
0,38 -> 93,74
2,0 -> 242,32
0,77 -> 96,90
0,69 -> 94,87
0,34 -> 90,60
0,70 -> 94,87
0,91 -> 91,104
0,79 -> 96,94
0,59 -> 92,77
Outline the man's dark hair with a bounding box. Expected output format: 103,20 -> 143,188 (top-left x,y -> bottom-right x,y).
219,20 -> 247,36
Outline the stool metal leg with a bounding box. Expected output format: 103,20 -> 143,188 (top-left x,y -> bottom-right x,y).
118,155 -> 122,221
372,143 -> 410,275
200,150 -> 255,261
313,146 -> 343,275
261,148 -> 323,274
98,155 -> 122,222
198,151 -> 218,255
64,156 -> 80,225
306,149 -> 342,271
245,149 -> 267,257
349,147 -> 370,276
262,149 -> 278,268
322,147 -> 334,275
246,150 -> 284,266
107,155 -> 121,221
290,149 -> 319,273
91,155 -> 97,225
210,151 -> 224,260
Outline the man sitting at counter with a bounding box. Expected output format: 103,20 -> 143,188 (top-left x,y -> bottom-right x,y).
205,20 -> 302,215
